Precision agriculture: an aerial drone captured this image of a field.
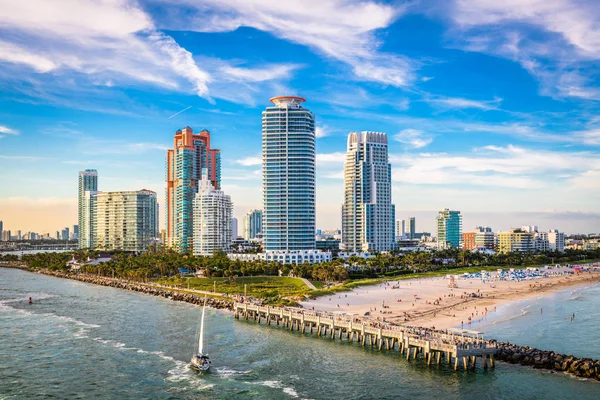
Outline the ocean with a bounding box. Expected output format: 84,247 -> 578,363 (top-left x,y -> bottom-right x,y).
1,268 -> 599,399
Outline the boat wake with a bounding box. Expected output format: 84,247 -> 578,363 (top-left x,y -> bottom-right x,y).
256,380 -> 301,398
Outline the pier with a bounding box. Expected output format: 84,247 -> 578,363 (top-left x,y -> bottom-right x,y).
234,303 -> 497,371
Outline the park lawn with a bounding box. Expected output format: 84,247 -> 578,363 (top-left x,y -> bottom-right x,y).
309,280 -> 325,289
160,276 -> 312,298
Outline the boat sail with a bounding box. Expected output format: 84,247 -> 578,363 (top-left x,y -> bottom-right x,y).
190,297 -> 211,371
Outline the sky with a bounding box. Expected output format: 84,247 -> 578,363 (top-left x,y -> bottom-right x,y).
0,0 -> 599,235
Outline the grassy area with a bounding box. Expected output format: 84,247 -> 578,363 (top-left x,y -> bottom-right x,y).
157,260 -> 600,303
309,280 -> 325,289
159,276 -> 312,299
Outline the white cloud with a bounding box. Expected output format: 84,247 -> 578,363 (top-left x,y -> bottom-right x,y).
316,152 -> 346,164
221,64 -> 301,82
391,145 -> 599,189
236,156 -> 262,166
0,125 -> 18,135
157,0 -> 416,87
316,125 -> 331,138
0,0 -> 211,97
394,129 -> 433,148
425,96 -> 502,110
448,0 -> 600,99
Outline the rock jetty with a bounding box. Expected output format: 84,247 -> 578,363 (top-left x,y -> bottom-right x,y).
39,270 -> 234,310
495,341 -> 600,380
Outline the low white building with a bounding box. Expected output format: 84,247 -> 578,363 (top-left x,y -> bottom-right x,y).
228,250 -> 332,264
337,252 -> 375,260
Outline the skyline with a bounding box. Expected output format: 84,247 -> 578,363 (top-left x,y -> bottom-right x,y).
1,0 -> 600,235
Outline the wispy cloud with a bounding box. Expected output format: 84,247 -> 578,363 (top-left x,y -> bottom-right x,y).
447,0 -> 600,100
317,152 -> 346,164
236,156 -> 262,166
220,63 -> 301,82
158,0 -> 417,87
391,144 -> 600,189
0,125 -> 19,135
316,125 -> 331,138
0,0 -> 211,97
425,96 -> 502,110
394,129 -> 433,148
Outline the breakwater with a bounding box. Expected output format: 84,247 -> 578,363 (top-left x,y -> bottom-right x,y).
495,342 -> 600,380
27,269 -> 234,310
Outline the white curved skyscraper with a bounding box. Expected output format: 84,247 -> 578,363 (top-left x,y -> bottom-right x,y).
262,95 -> 315,251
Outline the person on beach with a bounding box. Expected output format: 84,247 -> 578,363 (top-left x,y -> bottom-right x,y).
28,297 -> 32,304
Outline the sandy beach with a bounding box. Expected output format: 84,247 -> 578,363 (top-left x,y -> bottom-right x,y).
301,266 -> 600,331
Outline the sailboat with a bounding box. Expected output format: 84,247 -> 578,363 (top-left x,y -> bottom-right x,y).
190,297 -> 211,372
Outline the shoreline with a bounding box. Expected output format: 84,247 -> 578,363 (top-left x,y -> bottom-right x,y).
1,266 -> 236,311
301,267 -> 600,331
5,265 -> 600,381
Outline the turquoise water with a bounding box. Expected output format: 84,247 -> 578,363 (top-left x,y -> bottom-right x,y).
1,268 -> 599,399
471,282 -> 600,360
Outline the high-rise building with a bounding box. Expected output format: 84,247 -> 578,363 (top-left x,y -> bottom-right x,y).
61,227 -> 69,241
72,225 -> 79,240
78,169 -> 98,249
1,230 -> 10,241
231,217 -> 238,239
80,190 -> 97,248
192,175 -> 232,256
436,209 -> 462,249
262,96 -> 315,252
243,209 -> 263,240
0,221 -> 3,236
396,220 -> 405,238
498,229 -> 534,253
341,131 -> 395,252
94,190 -> 158,252
407,217 -> 416,239
166,126 -> 221,253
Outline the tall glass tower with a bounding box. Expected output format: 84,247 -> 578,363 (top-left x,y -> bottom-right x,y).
341,132 -> 395,252
166,127 -> 221,253
436,209 -> 462,249
262,96 -> 315,252
78,169 -> 98,249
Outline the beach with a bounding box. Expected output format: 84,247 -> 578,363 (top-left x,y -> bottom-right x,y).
301,266 -> 600,331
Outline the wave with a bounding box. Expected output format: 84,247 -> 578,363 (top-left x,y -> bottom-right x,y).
0,296 -> 99,338
257,380 -> 300,398
215,367 -> 252,379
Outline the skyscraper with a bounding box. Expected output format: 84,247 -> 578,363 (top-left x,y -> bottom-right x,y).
78,169 -> 98,249
243,209 -> 263,240
231,217 -> 238,239
407,217 -> 416,239
396,220 -> 405,238
94,190 -> 158,252
166,127 -> 221,253
341,131 -> 395,252
436,209 -> 462,249
192,175 -> 232,256
72,225 -> 79,240
0,221 -> 3,236
262,96 -> 315,252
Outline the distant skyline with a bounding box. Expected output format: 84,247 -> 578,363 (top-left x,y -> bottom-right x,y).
1,0 -> 599,234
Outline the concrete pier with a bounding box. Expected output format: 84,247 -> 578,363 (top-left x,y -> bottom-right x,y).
234,303 -> 497,372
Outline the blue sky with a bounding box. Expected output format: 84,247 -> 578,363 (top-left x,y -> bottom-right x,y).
0,0 -> 599,234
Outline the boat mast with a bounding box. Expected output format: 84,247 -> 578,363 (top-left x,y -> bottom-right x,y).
199,297 -> 206,354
